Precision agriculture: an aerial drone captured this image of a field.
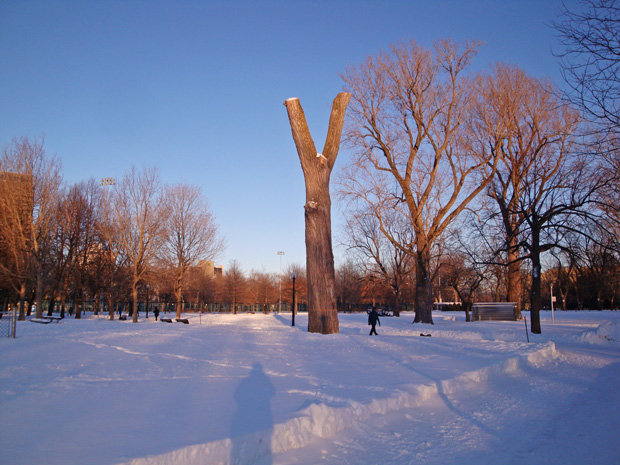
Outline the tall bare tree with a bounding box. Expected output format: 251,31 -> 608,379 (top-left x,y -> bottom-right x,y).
554,0 -> 620,139
247,270 -> 277,313
110,166 -> 165,323
0,171 -> 33,319
222,259 -> 246,314
97,178 -> 127,320
341,39 -> 497,324
475,64 -> 589,333
284,93 -> 350,334
0,136 -> 62,319
553,0 -> 620,264
341,205 -> 414,316
160,182 -> 224,319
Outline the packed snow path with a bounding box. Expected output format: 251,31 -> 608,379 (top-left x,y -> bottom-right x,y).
1,311 -> 618,465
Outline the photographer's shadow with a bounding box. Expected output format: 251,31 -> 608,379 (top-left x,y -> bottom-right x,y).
230,363 -> 275,465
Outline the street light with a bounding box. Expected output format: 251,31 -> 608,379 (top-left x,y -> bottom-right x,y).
278,251 -> 285,313
291,271 -> 296,327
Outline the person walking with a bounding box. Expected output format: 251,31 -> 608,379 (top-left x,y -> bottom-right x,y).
368,307 -> 380,335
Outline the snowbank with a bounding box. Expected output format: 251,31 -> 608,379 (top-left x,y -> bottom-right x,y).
580,318 -> 620,344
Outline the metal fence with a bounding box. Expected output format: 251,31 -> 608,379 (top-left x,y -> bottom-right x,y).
0,308 -> 17,338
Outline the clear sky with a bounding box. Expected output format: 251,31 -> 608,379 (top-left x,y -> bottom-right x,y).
0,0 -> 581,274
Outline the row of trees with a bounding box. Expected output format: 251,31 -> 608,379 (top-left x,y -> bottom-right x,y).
0,139 -> 224,322
334,0 -> 620,335
3,2 -> 618,335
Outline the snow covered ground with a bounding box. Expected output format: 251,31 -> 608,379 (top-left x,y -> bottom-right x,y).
1,310 -> 618,465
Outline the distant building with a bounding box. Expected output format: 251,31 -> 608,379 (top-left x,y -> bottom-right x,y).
0,171 -> 34,244
199,260 -> 224,277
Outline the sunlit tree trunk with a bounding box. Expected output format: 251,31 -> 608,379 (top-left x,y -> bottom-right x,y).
284,93 -> 350,334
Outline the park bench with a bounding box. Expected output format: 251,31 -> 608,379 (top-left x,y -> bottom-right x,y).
471,302 -> 517,321
30,316 -> 63,324
176,318 -> 189,324
161,318 -> 173,323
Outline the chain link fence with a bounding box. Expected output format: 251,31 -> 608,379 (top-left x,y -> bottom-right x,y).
0,308 -> 17,338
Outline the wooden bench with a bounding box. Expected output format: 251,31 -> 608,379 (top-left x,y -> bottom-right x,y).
161,318 -> 173,323
471,302 -> 517,321
176,318 -> 189,324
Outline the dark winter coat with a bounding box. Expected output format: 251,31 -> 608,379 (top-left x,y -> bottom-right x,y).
368,310 -> 380,326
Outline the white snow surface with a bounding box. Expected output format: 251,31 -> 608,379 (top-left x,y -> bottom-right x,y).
1,311 -> 619,465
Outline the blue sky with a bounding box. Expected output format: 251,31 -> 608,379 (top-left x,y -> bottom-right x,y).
0,0 -> 580,274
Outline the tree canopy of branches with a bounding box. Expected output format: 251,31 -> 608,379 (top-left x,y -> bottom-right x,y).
341,39 -> 498,324
341,205 -> 414,316
0,136 -> 62,319
109,166 -> 165,323
475,64 -> 582,326
554,0 -> 620,139
160,182 -> 225,319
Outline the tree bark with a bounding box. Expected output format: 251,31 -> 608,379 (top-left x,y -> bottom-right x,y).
175,270 -> 183,319
530,222 -> 542,334
132,279 -> 139,323
507,245 -> 522,319
284,93 -> 351,334
413,248 -> 434,324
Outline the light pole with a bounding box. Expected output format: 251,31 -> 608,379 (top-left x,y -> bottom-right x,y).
146,284 -> 149,319
100,177 -> 116,187
278,251 -> 285,312
292,271 -> 296,327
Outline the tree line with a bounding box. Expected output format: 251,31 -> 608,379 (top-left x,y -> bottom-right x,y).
2,2 -> 618,334
0,144 -> 226,322
336,1 -> 620,333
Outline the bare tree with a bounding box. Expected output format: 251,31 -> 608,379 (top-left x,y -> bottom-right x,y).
247,270 -> 277,313
0,136 -> 62,319
341,205 -> 414,316
554,0 -> 620,138
440,245 -> 487,321
49,180 -> 100,318
97,178 -> 128,320
222,259 -> 246,314
284,93 -> 350,334
335,259 -> 364,312
341,39 -> 497,324
160,182 -> 224,319
474,64 -> 592,332
110,166 -> 165,322
0,170 -> 33,319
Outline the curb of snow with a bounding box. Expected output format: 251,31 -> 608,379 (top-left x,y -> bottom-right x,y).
120,341 -> 558,465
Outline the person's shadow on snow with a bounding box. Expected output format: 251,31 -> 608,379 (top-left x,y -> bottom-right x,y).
230,363 -> 275,465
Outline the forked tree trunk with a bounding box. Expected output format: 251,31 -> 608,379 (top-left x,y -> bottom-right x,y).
284,93 -> 351,334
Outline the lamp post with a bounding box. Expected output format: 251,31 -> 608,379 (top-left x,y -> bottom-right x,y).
146,284 -> 149,319
292,271 -> 296,327
278,251 -> 285,312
